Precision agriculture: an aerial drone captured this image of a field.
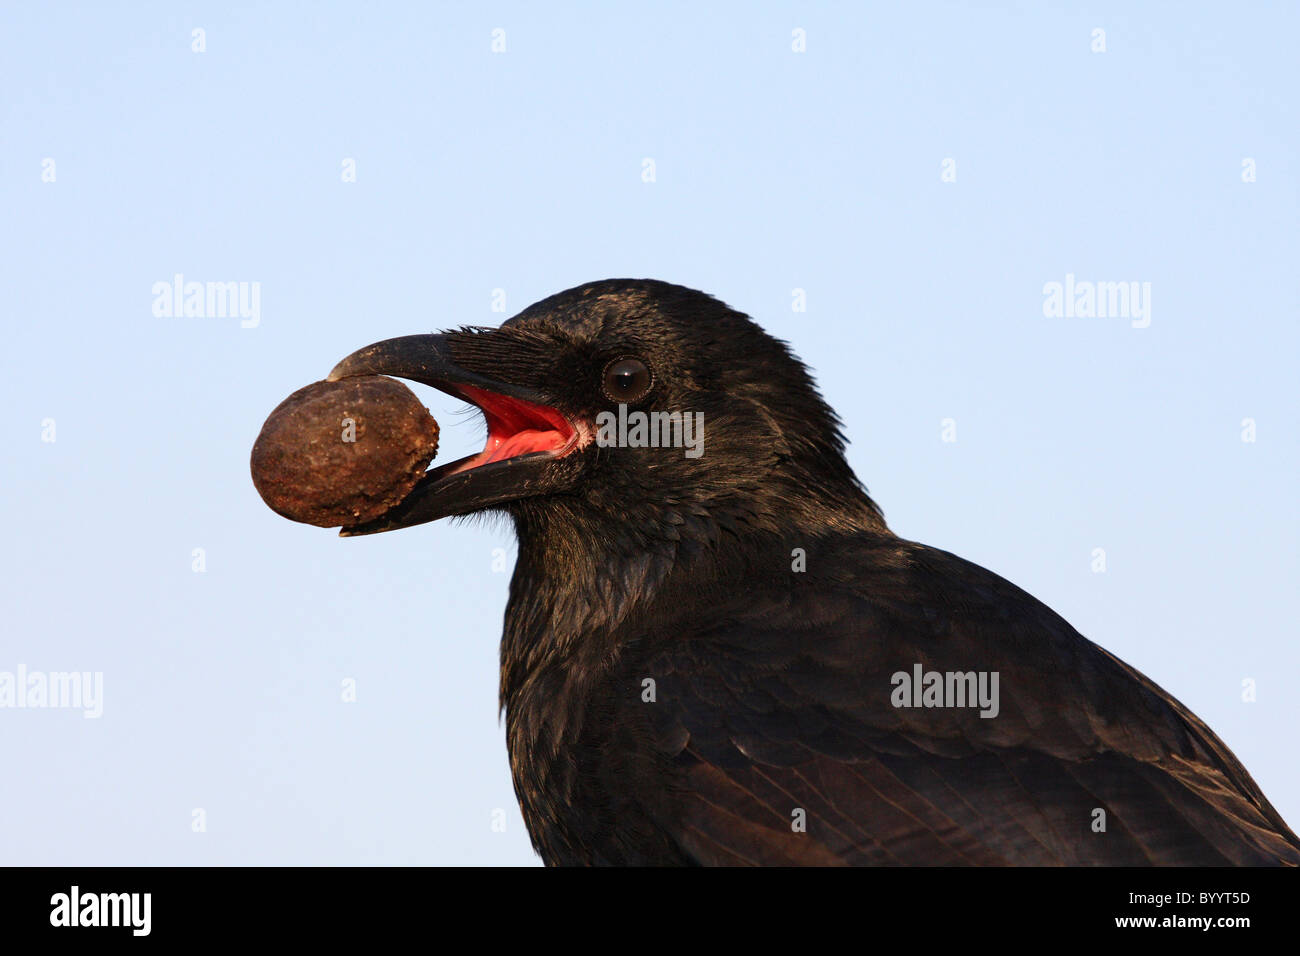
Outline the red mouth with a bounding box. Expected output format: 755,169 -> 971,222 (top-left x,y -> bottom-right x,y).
449,384 -> 577,472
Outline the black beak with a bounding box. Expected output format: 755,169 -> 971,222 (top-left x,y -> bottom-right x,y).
328,334 -> 542,403
326,333 -> 578,536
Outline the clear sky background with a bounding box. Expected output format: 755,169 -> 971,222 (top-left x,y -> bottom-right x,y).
1,2 -> 1295,865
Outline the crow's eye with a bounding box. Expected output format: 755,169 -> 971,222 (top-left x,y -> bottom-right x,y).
602,357 -> 653,403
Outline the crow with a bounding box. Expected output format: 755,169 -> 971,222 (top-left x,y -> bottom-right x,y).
327,278 -> 1300,866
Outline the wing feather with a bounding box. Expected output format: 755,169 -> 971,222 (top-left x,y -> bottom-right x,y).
633,538 -> 1300,865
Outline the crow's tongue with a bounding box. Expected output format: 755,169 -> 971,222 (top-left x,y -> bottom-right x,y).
454,384 -> 573,467
486,429 -> 568,463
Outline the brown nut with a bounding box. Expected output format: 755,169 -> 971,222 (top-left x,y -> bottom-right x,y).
251,376 -> 439,528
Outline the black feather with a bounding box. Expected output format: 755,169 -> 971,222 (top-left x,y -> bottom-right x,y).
467,279 -> 1300,866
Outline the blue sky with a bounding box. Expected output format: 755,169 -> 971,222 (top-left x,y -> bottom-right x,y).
1,2 -> 1296,865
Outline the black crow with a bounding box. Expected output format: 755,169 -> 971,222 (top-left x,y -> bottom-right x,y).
327,279 -> 1299,866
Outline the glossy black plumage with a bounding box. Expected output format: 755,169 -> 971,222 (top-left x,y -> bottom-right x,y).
363,279 -> 1300,865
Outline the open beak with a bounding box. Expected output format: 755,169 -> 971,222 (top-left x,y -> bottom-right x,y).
326,333 -> 579,536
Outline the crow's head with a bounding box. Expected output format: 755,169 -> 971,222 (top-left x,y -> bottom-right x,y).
328,279 -> 884,539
